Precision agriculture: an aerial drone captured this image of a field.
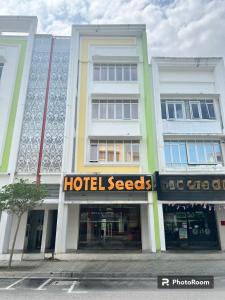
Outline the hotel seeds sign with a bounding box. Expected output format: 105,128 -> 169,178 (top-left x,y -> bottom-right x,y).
64,175 -> 153,192
157,174 -> 225,201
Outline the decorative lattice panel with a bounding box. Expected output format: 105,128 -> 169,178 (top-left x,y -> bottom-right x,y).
16,36 -> 70,174
41,38 -> 70,173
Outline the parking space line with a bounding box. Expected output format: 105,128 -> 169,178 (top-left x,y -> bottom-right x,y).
67,281 -> 78,293
35,278 -> 52,290
1,277 -> 28,290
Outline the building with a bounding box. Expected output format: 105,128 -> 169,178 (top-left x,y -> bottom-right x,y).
55,24 -> 158,256
152,57 -> 225,251
1,16 -> 225,260
0,17 -> 159,260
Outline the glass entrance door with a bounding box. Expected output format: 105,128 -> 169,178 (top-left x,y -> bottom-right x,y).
78,205 -> 141,250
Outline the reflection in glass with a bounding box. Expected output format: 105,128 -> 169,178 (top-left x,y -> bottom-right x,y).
191,103 -> 200,119
125,142 -> 132,162
116,65 -> 122,81
108,65 -> 115,81
78,205 -> 141,250
168,103 -> 175,119
176,103 -> 183,119
131,64 -> 137,81
99,142 -> 106,161
107,142 -> 114,161
124,65 -> 130,81
101,64 -> 107,80
132,143 -> 139,161
116,142 -> 123,162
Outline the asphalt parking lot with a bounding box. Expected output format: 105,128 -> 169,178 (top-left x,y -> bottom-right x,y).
1,277 -> 225,300
0,276 -> 156,293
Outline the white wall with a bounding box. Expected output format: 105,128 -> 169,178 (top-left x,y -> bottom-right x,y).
216,206 -> 225,251
66,204 -> 80,251
90,121 -> 140,137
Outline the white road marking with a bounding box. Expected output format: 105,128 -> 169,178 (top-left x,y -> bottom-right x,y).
67,281 -> 78,293
35,278 -> 52,290
0,276 -> 28,290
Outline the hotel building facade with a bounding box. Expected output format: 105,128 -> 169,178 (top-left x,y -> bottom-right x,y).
0,16 -> 225,260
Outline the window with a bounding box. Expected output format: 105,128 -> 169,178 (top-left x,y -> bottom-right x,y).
109,65 -> 115,81
92,99 -> 138,120
164,141 -> 187,166
190,101 -> 201,119
161,99 -> 216,120
93,64 -> 100,81
0,63 -> 3,80
93,64 -> 137,81
89,140 -> 139,163
90,141 -> 98,162
187,141 -> 222,164
164,140 -> 222,167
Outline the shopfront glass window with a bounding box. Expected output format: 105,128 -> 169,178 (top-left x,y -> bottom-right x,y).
163,205 -> 219,250
78,205 -> 141,250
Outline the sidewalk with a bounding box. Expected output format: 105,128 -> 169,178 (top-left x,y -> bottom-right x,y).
1,252 -> 225,278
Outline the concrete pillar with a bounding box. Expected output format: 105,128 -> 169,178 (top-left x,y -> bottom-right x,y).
158,203 -> 166,251
55,199 -> 68,254
0,212 -> 13,254
148,202 -> 156,253
66,204 -> 80,251
141,192 -> 156,253
41,209 -> 49,253
215,205 -> 225,251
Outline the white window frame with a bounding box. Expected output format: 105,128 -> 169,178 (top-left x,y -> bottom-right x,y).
93,64 -> 138,82
89,140 -> 140,163
161,99 -> 216,121
91,99 -> 139,121
165,101 -> 185,120
186,141 -> 221,165
189,101 -> 202,119
165,140 -> 223,167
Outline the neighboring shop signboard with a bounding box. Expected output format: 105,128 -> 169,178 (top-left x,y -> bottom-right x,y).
157,173 -> 225,200
64,175 -> 153,192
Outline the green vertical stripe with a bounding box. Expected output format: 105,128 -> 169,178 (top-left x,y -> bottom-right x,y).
0,39 -> 27,172
142,32 -> 161,251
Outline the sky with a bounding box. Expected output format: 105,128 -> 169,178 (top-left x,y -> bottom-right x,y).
0,0 -> 225,57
